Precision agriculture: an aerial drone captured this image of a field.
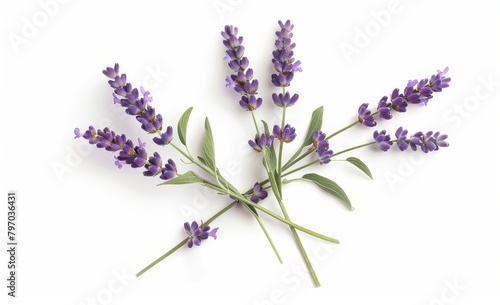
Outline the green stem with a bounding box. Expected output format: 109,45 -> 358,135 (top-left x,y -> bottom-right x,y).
229,191 -> 339,244
281,142 -> 377,178
326,121 -> 359,140
282,159 -> 319,178
170,142 -> 215,177
276,107 -> 320,286
251,110 -> 261,135
242,204 -> 283,264
331,141 -> 376,157
282,120 -> 360,172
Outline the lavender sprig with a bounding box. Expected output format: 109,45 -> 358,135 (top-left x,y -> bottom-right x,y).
74,126 -> 177,180
102,64 -> 173,145
356,67 -> 451,127
222,26 -> 262,111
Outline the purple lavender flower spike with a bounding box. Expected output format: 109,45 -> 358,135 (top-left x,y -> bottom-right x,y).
222,25 -> 262,111
184,220 -> 219,248
250,182 -> 268,203
102,64 -> 174,140
377,96 -> 392,120
357,103 -> 377,127
272,92 -> 299,108
160,159 -> 177,180
153,126 -> 174,146
273,124 -> 297,143
395,127 -> 409,151
272,20 -> 301,89
77,125 -> 178,180
248,134 -> 274,152
373,130 -> 393,152
317,140 -> 333,165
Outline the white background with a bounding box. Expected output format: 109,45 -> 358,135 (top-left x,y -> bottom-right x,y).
1,0 -> 499,304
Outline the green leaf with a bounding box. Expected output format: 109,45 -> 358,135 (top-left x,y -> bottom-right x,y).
243,200 -> 259,217
197,156 -> 207,166
301,173 -> 352,210
202,117 -> 216,172
261,120 -> 271,136
177,107 -> 193,146
158,171 -> 204,185
284,106 -> 324,169
263,146 -> 277,175
346,157 -> 373,179
302,106 -> 324,147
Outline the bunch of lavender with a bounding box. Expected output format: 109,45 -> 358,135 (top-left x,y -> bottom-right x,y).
75,20 -> 450,287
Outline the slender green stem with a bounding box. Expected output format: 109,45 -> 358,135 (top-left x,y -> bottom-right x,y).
326,121 -> 359,140
170,143 -> 215,176
229,191 -> 339,244
277,106 -> 286,190
136,238 -> 188,277
282,159 -> 318,178
242,204 -> 283,264
282,147 -> 313,172
263,150 -> 282,201
281,142 -> 377,178
275,107 -> 320,286
251,111 -> 261,135
332,141 -> 376,157
282,121 -> 360,172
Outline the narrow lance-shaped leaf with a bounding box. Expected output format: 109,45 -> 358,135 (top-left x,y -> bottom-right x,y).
202,117 -> 216,172
302,106 -> 324,147
346,157 -> 373,179
177,107 -> 194,146
200,157 -> 259,215
290,173 -> 352,210
159,171 -> 227,194
261,120 -> 277,174
158,171 -> 204,185
284,106 -> 323,168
